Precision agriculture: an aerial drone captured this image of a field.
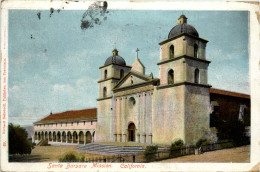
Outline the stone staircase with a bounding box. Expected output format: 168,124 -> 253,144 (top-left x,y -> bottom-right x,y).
77,143 -> 168,156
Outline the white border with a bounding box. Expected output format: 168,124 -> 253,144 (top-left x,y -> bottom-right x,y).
1,1 -> 260,171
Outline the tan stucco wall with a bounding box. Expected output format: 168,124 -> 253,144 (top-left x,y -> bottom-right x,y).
185,58 -> 209,84
184,86 -> 210,145
96,98 -> 113,142
160,37 -> 185,60
160,36 -> 207,60
159,58 -> 186,85
152,86 -> 185,145
34,121 -> 96,131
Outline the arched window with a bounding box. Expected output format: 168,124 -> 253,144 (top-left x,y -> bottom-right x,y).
131,76 -> 133,85
104,70 -> 107,79
120,69 -> 124,79
195,68 -> 199,83
169,45 -> 174,59
103,87 -> 107,97
168,69 -> 174,84
194,44 -> 198,58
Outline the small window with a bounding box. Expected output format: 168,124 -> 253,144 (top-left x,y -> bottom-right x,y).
169,45 -> 174,59
195,68 -> 199,83
194,44 -> 198,58
77,122 -> 79,126
131,76 -> 133,85
168,69 -> 174,84
91,121 -> 93,125
129,97 -> 136,106
120,69 -> 124,79
104,69 -> 107,79
84,121 -> 86,125
66,122 -> 67,126
103,87 -> 107,97
72,122 -> 73,126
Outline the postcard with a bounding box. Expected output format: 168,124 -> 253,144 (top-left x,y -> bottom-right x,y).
1,0 -> 260,171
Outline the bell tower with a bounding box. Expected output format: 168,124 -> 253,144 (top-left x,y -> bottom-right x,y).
96,49 -> 131,142
154,15 -> 211,145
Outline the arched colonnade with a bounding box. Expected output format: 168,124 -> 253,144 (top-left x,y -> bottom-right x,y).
34,130 -> 95,144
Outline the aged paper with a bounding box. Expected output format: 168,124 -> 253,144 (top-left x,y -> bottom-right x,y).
1,0 -> 260,171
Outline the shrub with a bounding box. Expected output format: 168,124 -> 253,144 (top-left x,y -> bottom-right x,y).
195,138 -> 210,148
169,139 -> 184,157
59,151 -> 85,162
143,145 -> 158,162
8,123 -> 34,155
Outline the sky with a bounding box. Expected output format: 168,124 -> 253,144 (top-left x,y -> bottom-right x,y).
8,9 -> 249,126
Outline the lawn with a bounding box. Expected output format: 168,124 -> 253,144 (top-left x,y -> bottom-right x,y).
9,145 -> 108,162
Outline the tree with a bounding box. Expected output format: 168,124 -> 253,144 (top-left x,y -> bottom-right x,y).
9,123 -> 33,154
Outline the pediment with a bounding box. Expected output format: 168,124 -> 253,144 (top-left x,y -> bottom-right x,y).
113,71 -> 152,90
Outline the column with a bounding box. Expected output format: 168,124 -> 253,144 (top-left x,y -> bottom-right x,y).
122,97 -> 126,142
142,134 -> 146,143
123,134 -> 127,142
137,133 -> 140,143
84,133 -> 86,145
142,92 -> 146,143
66,134 -> 68,143
114,134 -> 117,142
118,134 -> 122,142
78,132 -> 80,144
149,134 -> 152,144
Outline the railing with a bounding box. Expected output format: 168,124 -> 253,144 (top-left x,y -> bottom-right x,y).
77,140 -> 248,163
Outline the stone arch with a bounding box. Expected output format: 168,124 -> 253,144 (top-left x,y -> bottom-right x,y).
86,131 -> 92,143
62,131 -> 66,142
128,122 -> 136,142
53,131 -> 56,142
195,68 -> 199,84
104,69 -> 107,79
194,44 -> 198,58
37,132 -> 41,140
67,131 -> 72,143
169,45 -> 174,59
79,131 -> 84,144
120,69 -> 124,79
34,132 -> 37,140
49,131 -> 52,141
103,87 -> 107,97
45,131 -> 48,140
41,131 -> 44,140
92,131 -> 95,143
73,131 -> 78,143
168,69 -> 174,84
57,131 -> 61,142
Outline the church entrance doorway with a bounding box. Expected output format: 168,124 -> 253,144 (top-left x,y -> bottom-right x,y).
128,123 -> 136,142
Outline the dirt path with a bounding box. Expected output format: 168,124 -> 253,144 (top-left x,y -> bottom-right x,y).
160,145 -> 250,162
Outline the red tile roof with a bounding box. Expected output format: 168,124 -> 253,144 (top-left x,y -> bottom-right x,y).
34,108 -> 97,124
210,88 -> 250,99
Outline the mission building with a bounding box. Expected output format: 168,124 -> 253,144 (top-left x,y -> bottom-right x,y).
33,15 -> 250,146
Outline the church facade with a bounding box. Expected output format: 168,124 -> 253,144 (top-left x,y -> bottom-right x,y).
33,15 -> 250,146
96,15 -> 211,145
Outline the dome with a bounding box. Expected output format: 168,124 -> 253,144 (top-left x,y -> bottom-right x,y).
104,49 -> 126,66
168,15 -> 199,39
